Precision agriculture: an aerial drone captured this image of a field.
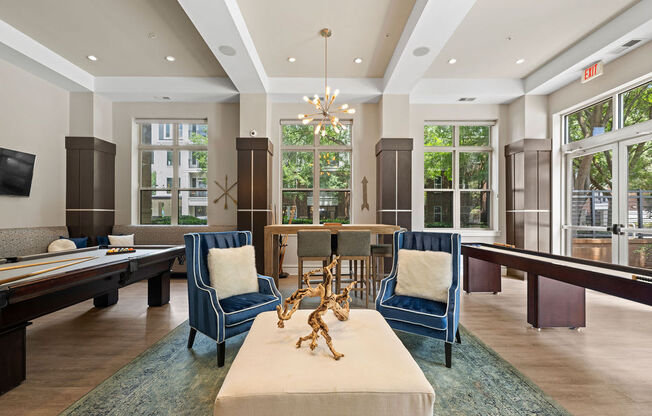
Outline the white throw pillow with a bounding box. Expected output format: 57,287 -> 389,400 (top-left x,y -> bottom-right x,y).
207,245 -> 259,299
47,238 -> 77,252
395,249 -> 452,303
108,234 -> 135,246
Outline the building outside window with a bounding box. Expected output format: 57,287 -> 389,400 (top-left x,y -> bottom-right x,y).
423,122 -> 494,229
138,120 -> 208,225
281,121 -> 352,224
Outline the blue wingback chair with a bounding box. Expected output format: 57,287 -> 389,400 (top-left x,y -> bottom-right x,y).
184,231 -> 282,366
376,230 -> 461,368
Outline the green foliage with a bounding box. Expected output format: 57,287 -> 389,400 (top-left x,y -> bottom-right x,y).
282,124 -> 314,146
459,152 -> 489,189
151,215 -> 206,225
151,171 -> 157,187
282,152 -> 314,188
459,126 -> 490,146
622,81 -> 652,127
188,133 -> 208,174
567,98 -> 613,143
424,125 -> 452,146
319,152 -> 350,189
424,152 -> 452,188
320,125 -> 351,146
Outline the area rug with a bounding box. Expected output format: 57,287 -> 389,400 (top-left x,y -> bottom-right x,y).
61,320 -> 570,416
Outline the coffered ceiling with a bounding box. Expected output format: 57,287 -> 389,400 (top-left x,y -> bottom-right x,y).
0,0 -> 226,77
235,0 -> 415,78
425,0 -> 640,79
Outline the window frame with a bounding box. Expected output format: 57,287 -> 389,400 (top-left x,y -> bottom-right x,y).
423,121 -> 497,231
137,119 -> 208,225
280,120 -> 354,224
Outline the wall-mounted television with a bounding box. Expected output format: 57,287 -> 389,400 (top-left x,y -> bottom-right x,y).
0,147 -> 36,196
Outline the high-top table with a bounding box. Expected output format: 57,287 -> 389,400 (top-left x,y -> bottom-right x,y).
214,310 -> 435,416
264,224 -> 401,285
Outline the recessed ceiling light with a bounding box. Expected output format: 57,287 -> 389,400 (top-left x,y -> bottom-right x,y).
148,32 -> 157,39
219,45 -> 236,56
413,47 -> 430,57
165,56 -> 176,62
515,58 -> 525,64
162,96 -> 171,100
287,57 -> 296,63
448,58 -> 457,64
87,55 -> 98,61
354,57 -> 363,64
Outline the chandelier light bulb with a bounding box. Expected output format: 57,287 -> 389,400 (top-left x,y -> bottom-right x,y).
302,118 -> 313,124
297,113 -> 305,119
315,124 -> 322,135
347,108 -> 356,114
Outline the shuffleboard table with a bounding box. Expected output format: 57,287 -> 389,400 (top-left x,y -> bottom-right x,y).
0,245 -> 184,394
462,243 -> 652,329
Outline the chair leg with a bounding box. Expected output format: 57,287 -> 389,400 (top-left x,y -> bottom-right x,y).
298,259 -> 303,289
445,342 -> 452,368
187,327 -> 197,349
336,261 -> 342,293
217,341 -> 225,367
455,328 -> 462,344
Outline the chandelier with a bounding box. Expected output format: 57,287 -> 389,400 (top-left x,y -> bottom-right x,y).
298,28 -> 355,136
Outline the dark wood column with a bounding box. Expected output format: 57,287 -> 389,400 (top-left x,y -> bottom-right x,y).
505,139 -> 551,252
65,137 -> 116,245
236,137 -> 273,273
375,138 -> 413,231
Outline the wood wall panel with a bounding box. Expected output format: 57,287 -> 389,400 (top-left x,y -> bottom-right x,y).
236,137 -> 273,273
65,137 -> 116,245
504,139 -> 551,253
375,138 -> 413,231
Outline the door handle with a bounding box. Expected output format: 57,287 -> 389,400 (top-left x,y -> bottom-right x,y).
609,224 -> 625,235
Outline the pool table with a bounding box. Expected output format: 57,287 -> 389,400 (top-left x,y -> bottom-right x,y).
0,245 -> 185,394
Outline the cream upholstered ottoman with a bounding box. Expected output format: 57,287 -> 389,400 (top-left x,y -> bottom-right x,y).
214,309 -> 435,416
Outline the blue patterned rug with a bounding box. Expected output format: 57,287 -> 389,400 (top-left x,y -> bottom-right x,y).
61,319 -> 570,416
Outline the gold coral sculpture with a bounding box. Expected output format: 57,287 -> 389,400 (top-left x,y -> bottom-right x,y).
276,256 -> 355,360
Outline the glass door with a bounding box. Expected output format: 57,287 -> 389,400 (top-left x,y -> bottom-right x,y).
564,144 -> 618,264
618,136 -> 652,270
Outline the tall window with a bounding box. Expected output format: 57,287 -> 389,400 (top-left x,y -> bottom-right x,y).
281,121 -> 352,224
138,120 -> 208,225
423,122 -> 493,229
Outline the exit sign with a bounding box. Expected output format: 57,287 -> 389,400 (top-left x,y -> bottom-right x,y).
581,61 -> 603,83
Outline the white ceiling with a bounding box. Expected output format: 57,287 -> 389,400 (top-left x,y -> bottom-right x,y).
0,0 -> 226,77
425,0 -> 640,79
235,0 -> 415,78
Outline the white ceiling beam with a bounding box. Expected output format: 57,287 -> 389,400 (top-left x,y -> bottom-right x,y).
268,77 -> 382,104
525,0 -> 652,95
383,0 -> 476,94
0,19 -> 93,92
410,78 -> 524,104
178,0 -> 268,94
94,77 -> 238,102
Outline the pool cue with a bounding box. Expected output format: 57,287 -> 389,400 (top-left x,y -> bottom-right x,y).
0,256 -> 95,272
0,257 -> 98,285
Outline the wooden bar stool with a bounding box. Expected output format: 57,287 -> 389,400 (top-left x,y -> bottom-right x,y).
370,243 -> 393,301
297,230 -> 332,289
336,230 -> 371,308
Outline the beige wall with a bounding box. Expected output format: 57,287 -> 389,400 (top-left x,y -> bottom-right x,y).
111,102 -> 239,226
0,59 -> 70,228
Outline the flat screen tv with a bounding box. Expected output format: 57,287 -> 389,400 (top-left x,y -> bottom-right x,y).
0,147 -> 36,196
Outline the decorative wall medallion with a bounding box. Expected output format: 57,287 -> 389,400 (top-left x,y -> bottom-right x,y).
213,175 -> 237,209
361,176 -> 369,211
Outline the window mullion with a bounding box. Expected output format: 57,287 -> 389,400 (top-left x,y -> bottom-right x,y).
171,124 -> 180,225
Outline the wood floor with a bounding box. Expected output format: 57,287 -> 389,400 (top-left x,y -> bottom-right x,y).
0,276 -> 650,415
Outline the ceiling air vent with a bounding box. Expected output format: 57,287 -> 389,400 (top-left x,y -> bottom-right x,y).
610,39 -> 642,55
458,97 -> 476,102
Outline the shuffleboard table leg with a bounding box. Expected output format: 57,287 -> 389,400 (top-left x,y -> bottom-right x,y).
148,271 -> 171,307
93,289 -> 119,308
0,322 -> 29,395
